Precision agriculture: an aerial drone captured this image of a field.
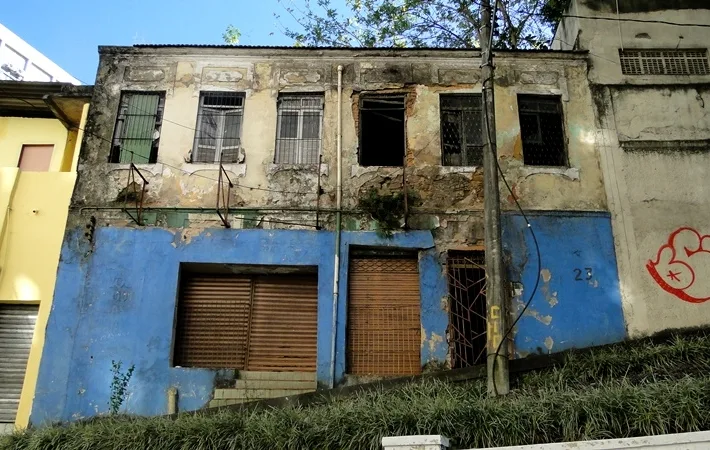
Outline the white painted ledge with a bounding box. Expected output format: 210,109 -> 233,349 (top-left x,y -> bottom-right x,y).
462,430 -> 710,449
382,435 -> 450,450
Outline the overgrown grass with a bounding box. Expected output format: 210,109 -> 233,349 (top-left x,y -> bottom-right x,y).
4,331 -> 710,450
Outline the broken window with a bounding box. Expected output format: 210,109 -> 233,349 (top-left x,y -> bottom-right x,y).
110,92 -> 165,163
440,94 -> 483,166
359,95 -> 406,167
518,95 -> 567,167
192,92 -> 244,164
447,251 -> 487,369
275,94 -> 323,164
619,49 -> 710,76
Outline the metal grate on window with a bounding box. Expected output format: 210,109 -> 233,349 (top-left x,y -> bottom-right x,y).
619,49 -> 710,76
193,92 -> 245,164
518,95 -> 567,167
440,95 -> 483,167
110,92 -> 165,163
275,95 -> 323,164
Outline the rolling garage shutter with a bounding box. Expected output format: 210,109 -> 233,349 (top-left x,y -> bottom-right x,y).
174,274 -> 252,369
347,257 -> 421,376
0,304 -> 38,424
175,273 -> 318,372
247,275 -> 318,372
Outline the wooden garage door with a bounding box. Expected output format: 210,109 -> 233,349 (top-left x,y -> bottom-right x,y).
0,304 -> 38,424
175,273 -> 317,372
347,257 -> 421,376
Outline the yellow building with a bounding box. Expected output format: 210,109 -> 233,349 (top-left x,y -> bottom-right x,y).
0,81 -> 91,431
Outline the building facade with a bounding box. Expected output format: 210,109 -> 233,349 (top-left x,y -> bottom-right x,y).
554,0 -> 710,336
0,23 -> 80,84
0,81 -> 91,432
30,45 -> 625,424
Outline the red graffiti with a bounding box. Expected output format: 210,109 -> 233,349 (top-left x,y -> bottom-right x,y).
647,227 -> 710,303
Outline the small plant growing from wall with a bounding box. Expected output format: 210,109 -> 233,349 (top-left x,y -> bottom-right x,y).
358,188 -> 419,238
109,360 -> 135,415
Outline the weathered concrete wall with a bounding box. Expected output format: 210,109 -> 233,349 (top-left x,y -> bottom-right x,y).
503,212 -> 626,356
596,85 -> 710,337
30,226 -> 447,424
553,0 -> 710,85
76,47 -> 605,240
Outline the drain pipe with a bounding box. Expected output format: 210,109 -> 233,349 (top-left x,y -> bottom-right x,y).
330,65 -> 344,388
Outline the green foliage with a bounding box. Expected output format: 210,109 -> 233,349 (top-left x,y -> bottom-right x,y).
109,360 -> 135,415
222,25 -> 241,45
5,332 -> 710,450
357,188 -> 418,238
272,0 -> 555,49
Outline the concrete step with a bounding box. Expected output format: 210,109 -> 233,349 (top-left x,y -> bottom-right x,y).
233,379 -> 317,390
238,371 -> 316,382
214,388 -> 314,400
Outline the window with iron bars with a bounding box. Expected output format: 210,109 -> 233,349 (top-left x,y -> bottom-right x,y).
110,92 -> 165,163
619,49 -> 710,76
274,95 -> 323,164
440,94 -> 483,167
518,95 -> 567,167
192,92 -> 245,164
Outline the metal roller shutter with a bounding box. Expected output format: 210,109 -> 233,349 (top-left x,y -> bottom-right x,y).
247,275 -> 318,372
347,257 -> 421,376
0,304 -> 38,424
174,274 -> 252,369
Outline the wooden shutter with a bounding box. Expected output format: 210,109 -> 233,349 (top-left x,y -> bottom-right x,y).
347,257 -> 421,376
0,304 -> 38,424
246,275 -> 318,372
174,274 -> 251,369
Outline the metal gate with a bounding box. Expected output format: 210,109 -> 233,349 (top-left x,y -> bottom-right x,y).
247,275 -> 318,372
175,273 -> 317,372
347,257 -> 421,376
0,304 -> 38,424
447,251 -> 487,369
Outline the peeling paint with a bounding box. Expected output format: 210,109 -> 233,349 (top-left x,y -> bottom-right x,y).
544,336 -> 554,352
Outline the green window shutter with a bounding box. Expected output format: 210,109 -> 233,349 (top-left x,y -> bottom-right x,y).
120,94 -> 160,163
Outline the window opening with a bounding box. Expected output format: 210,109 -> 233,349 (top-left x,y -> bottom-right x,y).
440,95 -> 483,166
110,92 -> 165,163
518,95 -> 567,167
359,96 -> 406,167
275,95 -> 323,164
447,251 -> 487,369
193,92 -> 245,163
619,49 -> 709,76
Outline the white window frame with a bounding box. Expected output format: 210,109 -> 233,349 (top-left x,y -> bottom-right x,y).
192,92 -> 245,164
275,95 -> 324,164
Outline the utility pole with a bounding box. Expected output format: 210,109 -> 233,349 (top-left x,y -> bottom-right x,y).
480,0 -> 509,396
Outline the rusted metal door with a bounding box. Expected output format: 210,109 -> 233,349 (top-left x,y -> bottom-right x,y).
174,274 -> 252,369
347,257 -> 421,376
0,304 -> 38,424
246,275 -> 318,372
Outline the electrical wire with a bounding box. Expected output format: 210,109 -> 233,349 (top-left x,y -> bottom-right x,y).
556,14 -> 710,28
482,0 -> 542,396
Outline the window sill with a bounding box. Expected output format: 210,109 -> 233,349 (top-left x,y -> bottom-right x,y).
269,163 -> 328,176
440,166 -> 479,174
519,166 -> 580,181
183,163 -> 246,177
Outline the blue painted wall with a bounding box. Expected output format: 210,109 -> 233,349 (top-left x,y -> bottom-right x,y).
502,212 -> 626,357
31,227 -> 448,425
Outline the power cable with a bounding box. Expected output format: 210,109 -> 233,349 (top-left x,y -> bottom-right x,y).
556,14 -> 710,28
482,1 -> 542,396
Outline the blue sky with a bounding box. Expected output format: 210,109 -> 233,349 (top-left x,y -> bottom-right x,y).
3,0 -> 300,84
